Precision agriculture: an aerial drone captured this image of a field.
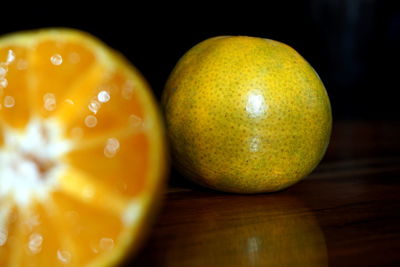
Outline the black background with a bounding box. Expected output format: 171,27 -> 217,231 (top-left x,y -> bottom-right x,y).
2,1 -> 400,121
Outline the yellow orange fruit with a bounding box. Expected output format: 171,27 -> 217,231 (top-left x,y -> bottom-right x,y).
163,36 -> 331,193
0,29 -> 166,266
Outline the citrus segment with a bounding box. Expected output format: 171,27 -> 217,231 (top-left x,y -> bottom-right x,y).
57,168 -> 130,215
48,191 -> 124,266
65,133 -> 149,197
0,29 -> 166,266
17,203 -> 62,266
30,39 -> 97,118
58,68 -> 147,139
47,63 -> 106,123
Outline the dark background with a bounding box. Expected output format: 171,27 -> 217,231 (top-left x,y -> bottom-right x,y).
2,1 -> 400,121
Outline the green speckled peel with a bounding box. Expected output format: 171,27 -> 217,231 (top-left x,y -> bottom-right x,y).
163,36 -> 332,193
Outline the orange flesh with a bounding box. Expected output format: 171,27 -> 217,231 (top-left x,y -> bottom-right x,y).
0,30 -> 164,267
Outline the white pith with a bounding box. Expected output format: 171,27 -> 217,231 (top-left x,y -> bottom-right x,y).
0,118 -> 71,206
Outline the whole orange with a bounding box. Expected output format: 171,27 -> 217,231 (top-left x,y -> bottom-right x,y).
163,36 -> 332,193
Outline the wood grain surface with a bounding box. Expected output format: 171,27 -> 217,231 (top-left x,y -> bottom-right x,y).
130,121 -> 400,267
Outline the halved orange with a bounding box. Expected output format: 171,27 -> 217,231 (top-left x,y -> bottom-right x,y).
0,29 -> 167,266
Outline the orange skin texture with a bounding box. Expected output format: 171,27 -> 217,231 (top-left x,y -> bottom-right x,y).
163,36 -> 332,193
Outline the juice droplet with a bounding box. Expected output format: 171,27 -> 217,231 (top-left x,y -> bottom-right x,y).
84,115 -> 97,128
4,95 -> 15,108
104,138 -> 120,158
28,233 -> 43,254
57,249 -> 72,264
88,99 -> 101,114
0,66 -> 7,76
99,237 -> 114,251
7,50 -> 15,64
97,90 -> 110,103
50,54 -> 63,66
0,78 -> 8,88
43,93 -> 57,111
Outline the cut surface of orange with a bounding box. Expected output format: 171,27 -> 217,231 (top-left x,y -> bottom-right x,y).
0,28 -> 166,266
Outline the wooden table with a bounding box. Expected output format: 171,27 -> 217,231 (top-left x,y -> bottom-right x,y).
131,121 -> 400,266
